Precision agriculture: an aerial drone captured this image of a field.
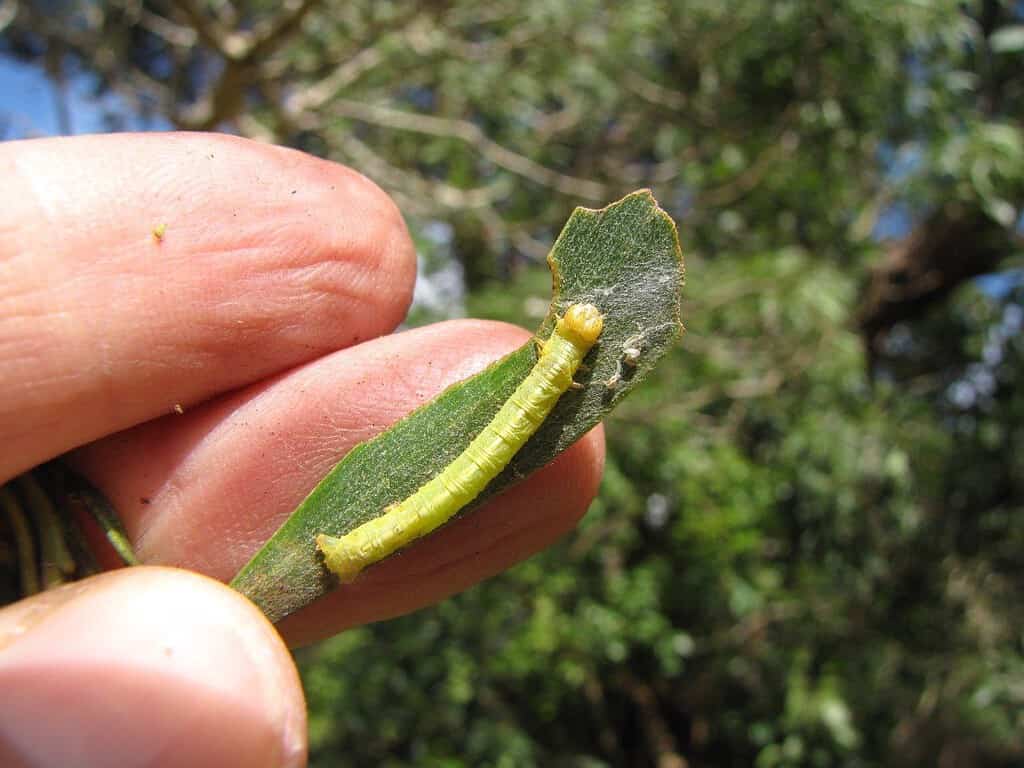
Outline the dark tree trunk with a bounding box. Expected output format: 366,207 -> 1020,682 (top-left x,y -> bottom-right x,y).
857,202 -> 1014,364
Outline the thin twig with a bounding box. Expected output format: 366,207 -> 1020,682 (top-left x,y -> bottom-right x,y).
16,473 -> 75,588
314,98 -> 608,200
173,0 -> 230,53
247,0 -> 321,62
334,131 -> 511,210
0,0 -> 17,34
138,8 -> 198,48
623,70 -> 688,111
66,483 -> 139,567
291,45 -> 390,113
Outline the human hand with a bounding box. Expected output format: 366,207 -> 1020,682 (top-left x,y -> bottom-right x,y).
0,133 -> 604,767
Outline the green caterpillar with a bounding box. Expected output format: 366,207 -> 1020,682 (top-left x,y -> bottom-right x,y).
315,302 -> 604,582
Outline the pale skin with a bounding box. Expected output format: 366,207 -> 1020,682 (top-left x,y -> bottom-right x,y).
0,133 -> 604,768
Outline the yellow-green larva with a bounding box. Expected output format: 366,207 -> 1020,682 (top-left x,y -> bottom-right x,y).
315,302 -> 605,582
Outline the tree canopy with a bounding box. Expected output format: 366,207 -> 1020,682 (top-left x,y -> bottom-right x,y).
3,1 -> 1023,765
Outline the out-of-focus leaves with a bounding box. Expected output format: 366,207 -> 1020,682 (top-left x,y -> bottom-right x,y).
990,25 -> 1024,53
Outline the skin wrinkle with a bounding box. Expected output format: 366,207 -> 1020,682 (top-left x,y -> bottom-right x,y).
0,328 -> 87,397
176,234 -> 401,359
0,280 -> 105,363
226,164 -> 412,307
239,264 -> 372,332
0,313 -> 98,445
289,259 -> 374,304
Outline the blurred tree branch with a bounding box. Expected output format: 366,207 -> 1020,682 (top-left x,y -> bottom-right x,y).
313,98 -> 608,200
858,204 -> 1019,363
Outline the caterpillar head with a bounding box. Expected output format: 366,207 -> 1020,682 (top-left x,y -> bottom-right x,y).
561,303 -> 604,345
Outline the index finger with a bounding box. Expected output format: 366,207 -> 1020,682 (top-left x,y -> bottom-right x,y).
0,132 -> 415,482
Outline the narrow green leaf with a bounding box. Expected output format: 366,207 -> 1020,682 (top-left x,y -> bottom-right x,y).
231,190 -> 685,623
1,486 -> 39,597
16,473 -> 76,588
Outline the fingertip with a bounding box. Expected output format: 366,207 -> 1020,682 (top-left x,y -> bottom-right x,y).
0,132 -> 417,481
0,567 -> 306,768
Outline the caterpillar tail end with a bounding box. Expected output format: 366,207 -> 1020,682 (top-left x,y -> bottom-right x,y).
315,533 -> 363,583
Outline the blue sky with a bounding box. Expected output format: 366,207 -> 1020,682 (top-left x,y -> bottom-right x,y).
0,53 -> 167,137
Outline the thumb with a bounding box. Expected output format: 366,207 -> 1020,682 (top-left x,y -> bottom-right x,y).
0,567 -> 306,768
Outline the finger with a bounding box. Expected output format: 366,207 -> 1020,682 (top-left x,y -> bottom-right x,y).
0,567 -> 305,768
71,320 -> 605,640
0,132 -> 415,482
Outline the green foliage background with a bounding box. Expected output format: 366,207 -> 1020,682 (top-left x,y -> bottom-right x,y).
303,261 -> 1023,767
4,0 -> 1023,765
